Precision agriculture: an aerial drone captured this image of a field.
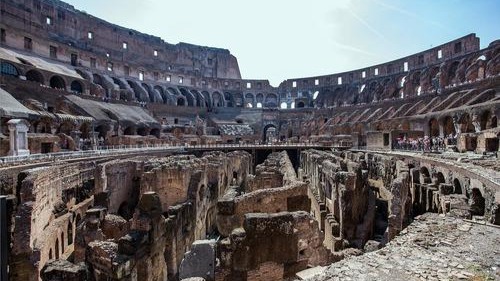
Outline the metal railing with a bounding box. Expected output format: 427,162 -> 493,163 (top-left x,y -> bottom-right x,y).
0,144 -> 185,166
0,142 -> 340,166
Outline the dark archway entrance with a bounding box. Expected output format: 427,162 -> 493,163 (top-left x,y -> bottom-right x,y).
263,124 -> 277,143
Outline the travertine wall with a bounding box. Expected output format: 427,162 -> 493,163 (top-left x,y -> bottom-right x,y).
217,212 -> 332,281
247,151 -> 297,192
57,151 -> 252,281
11,161 -> 96,281
217,181 -> 309,236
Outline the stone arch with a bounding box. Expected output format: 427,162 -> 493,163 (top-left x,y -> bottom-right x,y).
224,92 -> 234,107
50,75 -> 66,89
80,122 -> 91,139
212,91 -> 224,107
61,232 -> 65,253
428,66 -> 440,89
296,101 -> 305,108
447,61 -> 460,84
166,87 -> 180,105
177,96 -> 187,106
154,85 -> 169,104
453,178 -> 462,194
244,93 -> 255,107
480,110 -> 495,130
441,116 -> 455,136
179,88 -> 195,106
70,80 -> 84,94
137,127 -> 148,136
26,69 -> 44,83
150,128 -> 160,138
75,69 -> 91,80
492,116 -> 498,128
127,80 -> 149,102
470,188 -> 485,216
94,124 -> 110,139
201,91 -> 212,107
265,93 -> 278,108
263,123 -> 277,142
92,73 -> 114,97
233,93 -> 243,107
0,61 -> 19,76
58,121 -> 74,135
123,126 -> 136,135
141,83 -> 156,102
419,167 -> 431,184
55,237 -> 60,259
112,77 -> 128,90
459,113 -> 475,133
435,172 -> 445,184
190,89 -> 205,107
76,214 -> 82,227
256,93 -> 264,103
409,71 -> 421,96
67,221 -> 73,245
429,118 -> 439,137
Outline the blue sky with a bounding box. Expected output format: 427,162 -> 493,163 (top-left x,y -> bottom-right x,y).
65,0 -> 499,86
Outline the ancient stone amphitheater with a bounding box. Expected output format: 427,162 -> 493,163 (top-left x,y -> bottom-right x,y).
0,0 -> 499,280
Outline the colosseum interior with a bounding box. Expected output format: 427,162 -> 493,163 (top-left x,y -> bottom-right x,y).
0,0 -> 499,280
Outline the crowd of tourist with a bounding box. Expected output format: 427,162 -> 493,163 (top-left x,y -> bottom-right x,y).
392,134 -> 457,152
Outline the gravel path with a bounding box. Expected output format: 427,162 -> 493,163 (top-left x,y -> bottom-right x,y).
307,213 -> 500,281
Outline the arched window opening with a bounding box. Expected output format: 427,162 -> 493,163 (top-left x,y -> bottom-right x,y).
359,84 -> 366,93
280,102 -> 288,109
150,128 -> 160,138
0,62 -> 19,76
26,70 -> 44,83
67,222 -> 73,245
470,188 -> 485,216
429,118 -> 439,137
177,97 -> 185,106
55,238 -> 60,259
399,76 -> 407,88
70,80 -> 83,93
137,127 -> 148,136
123,127 -> 135,135
453,179 -> 462,194
256,102 -> 262,108
50,75 -> 66,89
61,232 -> 65,253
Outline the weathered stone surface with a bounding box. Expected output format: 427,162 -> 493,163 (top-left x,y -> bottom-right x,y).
40,260 -> 88,281
307,213 -> 500,281
179,240 -> 216,281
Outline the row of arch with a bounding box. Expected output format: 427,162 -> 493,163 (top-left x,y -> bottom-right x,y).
47,214 -> 80,262
417,166 -> 485,216
1,62 -> 86,94
314,51 -> 497,108
428,110 -> 498,137
88,72 -> 283,108
3,42 -> 497,109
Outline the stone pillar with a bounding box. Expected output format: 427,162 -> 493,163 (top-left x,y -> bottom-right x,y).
90,132 -> 99,150
438,123 -> 444,137
0,196 -> 7,281
70,130 -> 82,150
7,119 -> 30,156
